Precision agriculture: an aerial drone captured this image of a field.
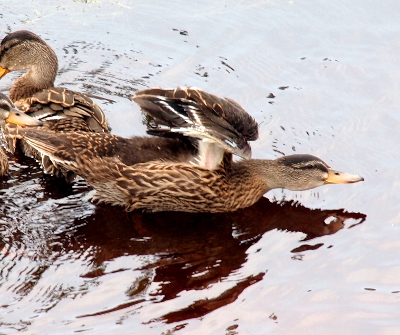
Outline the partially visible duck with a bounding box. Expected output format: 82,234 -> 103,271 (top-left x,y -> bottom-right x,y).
0,30 -> 110,181
0,93 -> 43,175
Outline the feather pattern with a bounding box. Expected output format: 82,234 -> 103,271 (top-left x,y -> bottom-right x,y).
134,87 -> 258,163
0,92 -> 43,175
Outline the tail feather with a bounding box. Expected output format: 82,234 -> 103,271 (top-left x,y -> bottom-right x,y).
20,129 -> 76,163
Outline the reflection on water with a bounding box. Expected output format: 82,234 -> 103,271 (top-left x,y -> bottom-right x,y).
0,155 -> 365,330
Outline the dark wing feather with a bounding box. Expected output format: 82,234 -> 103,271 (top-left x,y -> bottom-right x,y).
136,93 -> 250,158
133,87 -> 258,159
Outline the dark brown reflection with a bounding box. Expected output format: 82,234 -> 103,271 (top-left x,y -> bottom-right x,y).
68,198 -> 365,323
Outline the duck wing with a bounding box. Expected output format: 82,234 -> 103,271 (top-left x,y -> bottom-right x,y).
16,87 -> 110,132
133,87 -> 258,160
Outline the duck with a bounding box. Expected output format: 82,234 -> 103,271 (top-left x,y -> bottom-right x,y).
0,30 -> 110,181
19,87 -> 364,213
0,93 -> 43,175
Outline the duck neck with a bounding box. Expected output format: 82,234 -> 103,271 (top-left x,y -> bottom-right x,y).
9,45 -> 58,101
226,158 -> 284,210
232,158 -> 288,189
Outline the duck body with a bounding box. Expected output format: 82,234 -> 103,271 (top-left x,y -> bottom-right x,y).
0,30 -> 109,180
20,87 -> 364,213
14,129 -> 264,212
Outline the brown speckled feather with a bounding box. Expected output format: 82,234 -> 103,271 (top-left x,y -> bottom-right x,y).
0,92 -> 43,175
15,87 -> 109,133
0,146 -> 8,176
88,158 -> 232,212
19,130 -> 197,167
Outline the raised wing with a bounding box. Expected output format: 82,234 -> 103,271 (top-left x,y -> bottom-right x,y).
133,87 -> 258,161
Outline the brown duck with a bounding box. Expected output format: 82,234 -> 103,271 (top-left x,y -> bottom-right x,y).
0,30 -> 110,181
0,93 -> 43,175
20,87 -> 364,213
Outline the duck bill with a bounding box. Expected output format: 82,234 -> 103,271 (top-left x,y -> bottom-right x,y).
6,108 -> 43,126
0,66 -> 10,79
325,168 -> 364,184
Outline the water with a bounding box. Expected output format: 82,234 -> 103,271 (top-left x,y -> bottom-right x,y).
0,0 -> 398,334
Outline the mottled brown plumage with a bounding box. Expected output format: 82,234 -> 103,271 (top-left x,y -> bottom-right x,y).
0,145 -> 7,176
0,30 -> 110,180
0,93 -> 43,175
20,87 -> 364,213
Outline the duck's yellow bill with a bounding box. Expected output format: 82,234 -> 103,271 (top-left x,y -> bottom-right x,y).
325,169 -> 364,184
6,109 -> 43,126
0,66 -> 9,79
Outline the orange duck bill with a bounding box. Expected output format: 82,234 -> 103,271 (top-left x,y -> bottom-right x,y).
325,168 -> 364,184
6,108 -> 43,126
0,66 -> 10,79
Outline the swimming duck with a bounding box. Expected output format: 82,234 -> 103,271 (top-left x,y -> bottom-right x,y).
0,93 -> 43,175
19,87 -> 364,213
0,30 -> 110,180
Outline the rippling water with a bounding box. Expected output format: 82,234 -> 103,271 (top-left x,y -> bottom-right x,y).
0,0 -> 399,334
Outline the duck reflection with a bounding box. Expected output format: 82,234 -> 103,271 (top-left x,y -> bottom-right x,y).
69,197 -> 365,323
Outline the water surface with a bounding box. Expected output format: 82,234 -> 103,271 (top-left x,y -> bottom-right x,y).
0,1 -> 399,334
